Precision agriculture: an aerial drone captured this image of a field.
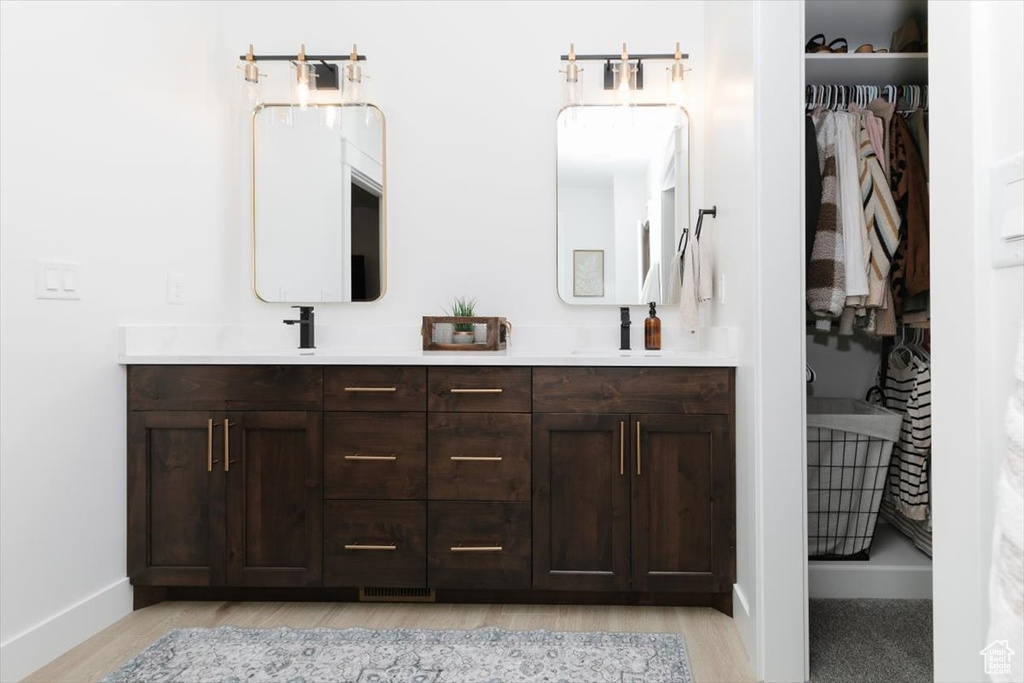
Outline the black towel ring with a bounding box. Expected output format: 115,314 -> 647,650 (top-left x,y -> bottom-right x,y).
677,206 -> 718,252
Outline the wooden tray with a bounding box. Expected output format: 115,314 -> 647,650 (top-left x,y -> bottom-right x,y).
421,316 -> 508,352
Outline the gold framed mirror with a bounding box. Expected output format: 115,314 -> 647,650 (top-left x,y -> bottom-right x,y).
252,103 -> 386,303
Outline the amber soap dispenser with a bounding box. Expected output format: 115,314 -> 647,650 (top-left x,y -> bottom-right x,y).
645,301 -> 662,350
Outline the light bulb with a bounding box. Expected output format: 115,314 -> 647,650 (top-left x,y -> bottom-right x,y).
616,43 -> 632,106
293,44 -> 315,110
668,42 -> 686,107
342,43 -> 363,104
563,43 -> 582,108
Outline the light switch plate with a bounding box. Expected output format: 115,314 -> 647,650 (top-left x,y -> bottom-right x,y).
34,259 -> 80,300
167,273 -> 185,305
991,153 -> 1024,269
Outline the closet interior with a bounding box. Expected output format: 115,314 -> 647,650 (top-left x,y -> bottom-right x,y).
804,0 -> 933,681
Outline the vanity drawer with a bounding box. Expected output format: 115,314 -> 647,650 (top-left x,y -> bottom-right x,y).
428,413 -> 530,502
427,502 -> 531,589
324,501 -> 426,587
128,365 -> 322,411
532,367 -> 734,415
324,366 -> 427,412
428,367 -> 531,413
324,412 -> 426,499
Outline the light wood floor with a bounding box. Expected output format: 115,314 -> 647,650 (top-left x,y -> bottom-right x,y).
25,601 -> 753,682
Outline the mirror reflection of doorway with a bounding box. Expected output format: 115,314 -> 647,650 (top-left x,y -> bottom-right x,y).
350,183 -> 381,302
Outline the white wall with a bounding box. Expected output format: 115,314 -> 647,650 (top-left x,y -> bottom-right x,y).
703,0 -> 759,669
705,2 -> 808,680
930,1 -> 1024,681
221,1 -> 706,329
0,2 -> 233,681
0,2 -> 712,679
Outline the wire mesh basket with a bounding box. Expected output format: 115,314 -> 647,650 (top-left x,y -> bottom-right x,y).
807,398 -> 903,560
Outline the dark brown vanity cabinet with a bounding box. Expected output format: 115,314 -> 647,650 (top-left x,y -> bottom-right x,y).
127,363 -> 734,608
531,368 -> 735,595
127,367 -> 323,587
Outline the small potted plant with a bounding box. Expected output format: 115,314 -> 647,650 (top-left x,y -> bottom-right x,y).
448,296 -> 477,344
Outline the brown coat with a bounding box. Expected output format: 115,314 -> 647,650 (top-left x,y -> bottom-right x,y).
889,115 -> 930,302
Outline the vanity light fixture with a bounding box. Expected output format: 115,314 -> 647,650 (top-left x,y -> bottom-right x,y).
237,44 -> 364,109
559,43 -> 688,105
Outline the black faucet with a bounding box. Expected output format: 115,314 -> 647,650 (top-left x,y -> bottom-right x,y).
620,307 -> 631,350
283,306 -> 315,349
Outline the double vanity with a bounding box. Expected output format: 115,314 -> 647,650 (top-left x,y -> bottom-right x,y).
125,355 -> 737,614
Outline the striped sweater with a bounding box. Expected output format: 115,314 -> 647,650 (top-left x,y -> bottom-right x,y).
858,121 -> 902,308
808,111 -> 846,317
882,352 -> 932,521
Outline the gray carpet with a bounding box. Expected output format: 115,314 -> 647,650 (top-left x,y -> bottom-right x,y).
102,626 -> 694,682
810,599 -> 933,683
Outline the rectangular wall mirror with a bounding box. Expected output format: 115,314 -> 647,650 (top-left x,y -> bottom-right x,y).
252,103 -> 386,303
556,105 -> 689,305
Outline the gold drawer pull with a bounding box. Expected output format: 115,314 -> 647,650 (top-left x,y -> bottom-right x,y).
344,387 -> 398,393
344,543 -> 397,551
450,545 -> 503,552
450,456 -> 503,462
345,454 -> 397,461
450,388 -> 503,394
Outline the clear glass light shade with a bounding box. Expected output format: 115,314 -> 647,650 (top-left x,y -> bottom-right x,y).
242,61 -> 261,108
563,61 -> 581,107
342,61 -> 363,104
293,61 -> 316,109
668,61 -> 686,107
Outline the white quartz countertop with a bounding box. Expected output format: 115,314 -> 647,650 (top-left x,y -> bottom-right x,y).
117,325 -> 739,367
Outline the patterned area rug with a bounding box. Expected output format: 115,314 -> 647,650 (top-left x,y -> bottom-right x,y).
102,626 -> 693,682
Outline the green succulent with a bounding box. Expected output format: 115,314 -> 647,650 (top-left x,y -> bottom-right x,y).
447,296 -> 477,332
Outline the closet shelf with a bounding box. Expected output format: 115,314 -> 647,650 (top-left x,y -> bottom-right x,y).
805,53 -> 928,86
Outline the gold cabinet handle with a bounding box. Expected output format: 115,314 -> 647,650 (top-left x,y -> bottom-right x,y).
344,387 -> 398,393
344,454 -> 397,461
450,456 -> 503,462
636,421 -> 642,476
620,421 -> 625,476
224,419 -> 235,472
344,543 -> 397,551
449,388 -> 503,394
450,545 -> 503,552
207,419 -> 214,472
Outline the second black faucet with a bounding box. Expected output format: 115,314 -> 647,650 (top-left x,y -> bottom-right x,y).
283,306 -> 315,349
620,306 -> 631,350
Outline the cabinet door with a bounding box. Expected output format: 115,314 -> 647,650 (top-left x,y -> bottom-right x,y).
225,411 -> 322,586
631,414 -> 731,592
128,412 -> 225,586
532,413 -> 630,591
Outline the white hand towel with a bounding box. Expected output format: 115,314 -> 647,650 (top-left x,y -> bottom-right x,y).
697,234 -> 713,303
679,233 -> 699,334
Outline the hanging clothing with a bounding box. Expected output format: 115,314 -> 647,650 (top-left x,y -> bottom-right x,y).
889,114 -> 930,298
808,110 -> 847,317
857,115 -> 902,308
836,113 -> 871,298
882,349 -> 932,521
907,109 -> 930,181
867,98 -> 895,178
806,116 -> 822,270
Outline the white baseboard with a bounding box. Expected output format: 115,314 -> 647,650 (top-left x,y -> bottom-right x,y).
733,583 -> 751,619
0,578 -> 132,682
